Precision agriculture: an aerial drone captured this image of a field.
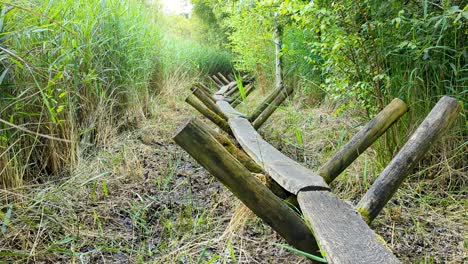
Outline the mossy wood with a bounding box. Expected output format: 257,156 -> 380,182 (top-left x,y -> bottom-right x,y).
173,118 -> 320,256
185,94 -> 232,135
217,72 -> 230,84
211,75 -> 224,87
191,87 -> 227,120
252,85 -> 294,129
231,84 -> 256,108
216,100 -> 328,194
319,98 -> 408,184
207,126 -> 289,199
216,97 -> 399,263
248,85 -> 288,122
357,96 -> 461,223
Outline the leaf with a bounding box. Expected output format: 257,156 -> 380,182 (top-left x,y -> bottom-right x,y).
234,73 -> 246,101
102,180 -> 109,197
1,205 -> 13,233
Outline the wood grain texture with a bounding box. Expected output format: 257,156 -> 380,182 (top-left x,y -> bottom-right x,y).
357,96 -> 461,223
252,85 -> 293,129
216,100 -> 329,194
185,95 -> 232,135
319,98 -> 408,184
174,118 -> 320,256
298,190 -> 400,264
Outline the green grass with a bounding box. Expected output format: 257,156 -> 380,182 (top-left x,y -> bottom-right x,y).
0,0 -> 161,188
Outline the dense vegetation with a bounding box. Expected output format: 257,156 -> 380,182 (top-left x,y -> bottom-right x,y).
0,0 -> 466,262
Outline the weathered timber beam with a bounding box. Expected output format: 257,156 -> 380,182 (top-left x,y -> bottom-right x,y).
252,85 -> 294,129
174,118 -> 320,256
211,75 -> 224,87
248,85 -> 288,122
191,87 -> 228,120
319,98 -> 408,184
225,83 -> 241,97
205,125 -> 289,199
298,190 -> 400,264
185,95 -> 232,135
217,100 -> 329,194
195,83 -> 212,96
231,84 -> 256,108
217,72 -> 230,85
356,96 -> 461,223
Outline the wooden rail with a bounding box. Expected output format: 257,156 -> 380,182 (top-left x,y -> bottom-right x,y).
174,72 -> 460,263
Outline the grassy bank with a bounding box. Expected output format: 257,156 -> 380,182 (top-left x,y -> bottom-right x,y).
0,0 -> 161,188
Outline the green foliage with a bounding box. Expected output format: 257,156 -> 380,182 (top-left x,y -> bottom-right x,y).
0,0 -> 161,188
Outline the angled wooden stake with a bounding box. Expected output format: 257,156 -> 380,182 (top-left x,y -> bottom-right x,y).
174,118 -> 320,256
319,98 -> 408,184
195,83 -> 212,95
191,87 -> 227,120
185,95 -> 232,135
217,72 -> 230,85
248,85 -> 287,122
231,84 -> 256,108
211,75 -> 224,87
357,96 -> 461,223
252,85 -> 293,129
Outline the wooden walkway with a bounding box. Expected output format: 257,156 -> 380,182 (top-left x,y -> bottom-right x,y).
174,73 -> 460,263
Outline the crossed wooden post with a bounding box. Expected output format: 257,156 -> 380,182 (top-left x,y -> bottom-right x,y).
174,73 -> 460,263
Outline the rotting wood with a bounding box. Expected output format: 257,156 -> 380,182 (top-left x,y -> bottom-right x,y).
252,85 -> 293,129
319,98 -> 408,184
185,94 -> 232,135
173,118 -> 320,256
357,96 -> 461,223
298,190 -> 400,264
217,72 -> 230,85
217,101 -> 329,194
191,87 -> 227,120
248,85 -> 288,122
195,83 -> 212,96
203,121 -> 289,199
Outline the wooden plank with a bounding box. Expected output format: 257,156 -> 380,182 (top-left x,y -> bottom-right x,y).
252,85 -> 293,129
357,96 -> 461,223
217,101 -> 328,194
174,118 -> 320,256
319,98 -> 408,183
298,190 -> 400,264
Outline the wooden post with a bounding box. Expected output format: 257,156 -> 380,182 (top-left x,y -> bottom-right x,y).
274,12 -> 283,91
217,72 -> 230,85
185,95 -> 232,135
206,125 -> 289,199
195,83 -> 212,96
174,118 -> 320,256
319,98 -> 408,184
191,87 -> 228,120
252,85 -> 293,129
248,85 -> 286,122
212,75 -> 224,87
231,84 -> 256,108
356,96 -> 461,223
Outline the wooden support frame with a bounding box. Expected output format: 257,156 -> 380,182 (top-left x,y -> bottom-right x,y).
248,85 -> 287,122
357,96 -> 460,223
191,87 -> 227,120
319,98 -> 408,184
217,72 -> 230,85
252,85 -> 293,129
173,118 -> 320,256
211,75 -> 225,87
185,94 -> 232,135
